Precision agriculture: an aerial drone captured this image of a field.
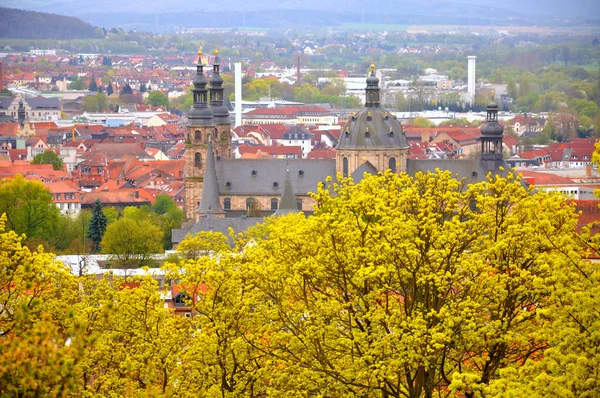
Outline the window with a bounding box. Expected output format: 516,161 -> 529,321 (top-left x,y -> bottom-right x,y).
388,157 -> 397,173
296,199 -> 302,210
343,157 -> 349,177
174,293 -> 190,307
246,198 -> 256,210
271,198 -> 278,210
194,130 -> 201,142
56,194 -> 62,200
223,198 -> 231,210
194,152 -> 202,168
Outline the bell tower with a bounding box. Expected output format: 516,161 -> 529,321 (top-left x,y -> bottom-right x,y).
209,49 -> 232,161
184,49 -> 216,220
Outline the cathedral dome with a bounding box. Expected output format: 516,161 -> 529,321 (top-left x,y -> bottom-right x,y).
337,107 -> 408,149
337,65 -> 409,150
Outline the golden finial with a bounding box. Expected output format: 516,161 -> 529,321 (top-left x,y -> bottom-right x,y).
370,63 -> 375,70
368,111 -> 371,117
491,89 -> 495,100
366,127 -> 369,132
214,48 -> 219,56
197,42 -> 202,57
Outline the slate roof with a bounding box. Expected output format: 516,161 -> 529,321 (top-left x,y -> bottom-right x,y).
216,158 -> 335,196
0,97 -> 12,110
338,106 -> 409,149
172,217 -> 265,245
26,97 -> 60,110
407,158 -> 513,183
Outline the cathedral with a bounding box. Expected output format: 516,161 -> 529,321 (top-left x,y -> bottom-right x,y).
176,51 -> 508,242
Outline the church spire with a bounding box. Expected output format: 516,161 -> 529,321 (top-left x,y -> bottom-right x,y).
274,167 -> 299,216
365,64 -> 380,107
196,135 -> 225,217
17,98 -> 25,127
209,48 -> 230,124
187,46 -> 213,126
480,92 -> 504,162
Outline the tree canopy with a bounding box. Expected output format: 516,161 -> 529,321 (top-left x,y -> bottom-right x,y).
146,91 -> 169,107
1,167 -> 599,397
31,150 -> 63,170
0,175 -> 59,242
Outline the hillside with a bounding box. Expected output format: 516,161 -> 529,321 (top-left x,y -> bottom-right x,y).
0,7 -> 103,39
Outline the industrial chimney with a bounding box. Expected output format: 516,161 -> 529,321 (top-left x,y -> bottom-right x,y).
467,56 -> 476,105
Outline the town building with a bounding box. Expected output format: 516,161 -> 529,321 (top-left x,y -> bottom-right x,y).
176,62 -> 512,245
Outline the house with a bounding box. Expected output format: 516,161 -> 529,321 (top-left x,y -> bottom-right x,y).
508,114 -> 543,136
46,182 -> 81,216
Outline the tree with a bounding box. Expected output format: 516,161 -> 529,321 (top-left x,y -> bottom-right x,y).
176,231 -> 230,260
88,75 -> 98,92
106,83 -> 114,96
411,116 -> 435,128
227,170 -> 588,397
153,194 -> 178,215
87,199 -> 107,252
140,82 -> 147,93
68,77 -> 84,90
146,91 -> 169,107
81,92 -> 108,112
32,150 -> 63,170
101,218 -> 162,266
0,175 -> 59,242
120,83 -> 133,95
0,212 -> 82,396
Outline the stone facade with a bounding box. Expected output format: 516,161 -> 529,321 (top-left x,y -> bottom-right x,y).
184,124 -> 232,220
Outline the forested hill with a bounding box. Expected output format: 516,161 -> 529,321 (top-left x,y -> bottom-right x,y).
0,7 -> 103,39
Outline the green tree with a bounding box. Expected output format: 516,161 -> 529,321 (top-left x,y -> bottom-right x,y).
106,83 -> 114,96
81,92 -> 108,112
88,75 -> 98,92
32,150 -> 63,170
87,199 -> 107,252
0,175 -> 59,242
120,83 -> 133,95
68,77 -> 85,90
146,91 -> 169,107
140,82 -> 147,93
411,116 -> 435,128
101,218 -> 162,266
153,194 -> 177,215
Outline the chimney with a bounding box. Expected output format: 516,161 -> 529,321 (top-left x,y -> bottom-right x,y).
134,190 -> 139,198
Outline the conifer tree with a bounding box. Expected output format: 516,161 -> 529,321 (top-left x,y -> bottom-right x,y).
87,199 -> 107,252
106,83 -> 114,96
88,75 -> 98,92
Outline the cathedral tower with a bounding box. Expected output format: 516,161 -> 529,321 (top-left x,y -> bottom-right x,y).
184,49 -> 216,220
209,49 -> 232,161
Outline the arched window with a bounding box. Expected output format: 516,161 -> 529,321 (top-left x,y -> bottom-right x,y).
194,152 -> 202,168
296,199 -> 302,210
246,197 -> 255,210
194,130 -> 201,142
389,157 -> 397,173
214,128 -> 219,141
223,198 -> 231,210
343,157 -> 349,177
271,198 -> 278,210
